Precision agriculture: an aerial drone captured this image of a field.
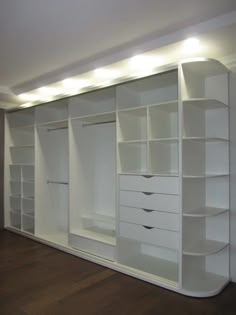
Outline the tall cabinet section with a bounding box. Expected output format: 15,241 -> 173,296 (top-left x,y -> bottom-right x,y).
180,59 -> 229,296
4,58 -> 230,297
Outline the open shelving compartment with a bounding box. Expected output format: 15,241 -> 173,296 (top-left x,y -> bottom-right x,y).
22,214 -> 35,234
10,211 -> 21,230
35,108 -> 69,246
117,69 -> 178,176
148,101 -> 178,140
118,231 -> 179,284
117,107 -> 147,142
35,98 -> 68,125
182,174 -> 229,296
69,87 -> 116,260
149,139 -> 179,176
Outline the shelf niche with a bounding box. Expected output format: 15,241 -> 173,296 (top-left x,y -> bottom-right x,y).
117,70 -> 178,110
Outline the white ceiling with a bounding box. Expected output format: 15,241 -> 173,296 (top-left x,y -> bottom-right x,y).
0,0 -> 236,90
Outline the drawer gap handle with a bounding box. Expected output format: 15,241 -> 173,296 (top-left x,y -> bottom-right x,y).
142,192 -> 154,195
143,226 -> 154,230
142,175 -> 154,179
142,209 -> 154,213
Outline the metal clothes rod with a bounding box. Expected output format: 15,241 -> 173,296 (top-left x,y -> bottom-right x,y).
82,120 -> 116,127
47,126 -> 68,132
47,180 -> 69,185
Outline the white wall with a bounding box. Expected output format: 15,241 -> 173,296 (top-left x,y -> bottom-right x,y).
230,67 -> 236,282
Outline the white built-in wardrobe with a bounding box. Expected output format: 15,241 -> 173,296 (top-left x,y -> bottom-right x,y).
4,58 -> 230,297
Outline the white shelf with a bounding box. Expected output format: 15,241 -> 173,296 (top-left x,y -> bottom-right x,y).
37,119 -> 68,128
10,124 -> 35,130
183,273 -> 229,297
181,58 -> 228,76
10,144 -> 35,149
81,213 -> 115,225
71,228 -> 116,246
39,233 -> 68,246
183,98 -> 228,109
183,240 -> 228,256
149,138 -> 178,142
123,254 -> 178,283
183,174 -> 229,178
183,207 -> 229,218
74,112 -> 116,124
118,140 -> 147,144
117,106 -> 147,113
23,196 -> 35,200
148,100 -> 178,109
183,137 -> 228,142
10,209 -> 21,215
23,210 -> 34,217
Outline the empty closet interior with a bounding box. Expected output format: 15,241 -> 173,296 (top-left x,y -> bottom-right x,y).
4,58 -> 230,297
69,88 -> 116,260
35,101 -> 69,245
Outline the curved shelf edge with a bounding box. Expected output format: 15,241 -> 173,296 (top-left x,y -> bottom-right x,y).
183,241 -> 228,256
181,277 -> 230,298
183,207 -> 229,218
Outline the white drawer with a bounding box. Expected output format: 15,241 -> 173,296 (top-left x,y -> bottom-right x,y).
120,175 -> 178,194
120,206 -> 179,231
119,222 -> 178,250
120,191 -> 178,213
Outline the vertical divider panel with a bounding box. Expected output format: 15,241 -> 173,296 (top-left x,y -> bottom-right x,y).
178,64 -> 183,289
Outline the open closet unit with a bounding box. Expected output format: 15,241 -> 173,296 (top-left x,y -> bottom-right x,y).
4,58 -> 230,297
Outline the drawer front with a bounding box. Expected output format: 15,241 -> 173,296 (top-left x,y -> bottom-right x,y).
119,222 -> 178,250
120,206 -> 179,231
120,175 -> 178,194
120,191 -> 178,213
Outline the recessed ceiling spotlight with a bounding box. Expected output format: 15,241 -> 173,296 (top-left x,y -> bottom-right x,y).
94,68 -> 120,79
62,79 -> 90,89
38,87 -> 63,96
183,37 -> 201,54
129,54 -> 164,70
18,93 -> 40,102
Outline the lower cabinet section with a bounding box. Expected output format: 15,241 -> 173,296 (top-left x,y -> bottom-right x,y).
117,236 -> 179,283
69,233 -> 115,261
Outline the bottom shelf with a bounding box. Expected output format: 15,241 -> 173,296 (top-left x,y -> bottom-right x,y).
22,214 -> 34,235
122,254 -> 179,283
72,227 -> 116,246
183,273 -> 229,297
38,233 -> 69,247
9,211 -> 21,230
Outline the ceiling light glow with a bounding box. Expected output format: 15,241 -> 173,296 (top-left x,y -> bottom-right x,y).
129,54 -> 164,70
183,37 -> 201,54
18,93 -> 40,102
38,87 -> 63,96
62,79 -> 90,89
94,68 -> 120,79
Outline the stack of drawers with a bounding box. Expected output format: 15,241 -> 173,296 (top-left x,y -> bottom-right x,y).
119,175 -> 179,251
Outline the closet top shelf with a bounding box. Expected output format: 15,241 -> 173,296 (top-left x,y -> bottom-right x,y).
182,98 -> 228,108
72,112 -> 116,124
181,58 -> 228,76
37,119 -> 68,129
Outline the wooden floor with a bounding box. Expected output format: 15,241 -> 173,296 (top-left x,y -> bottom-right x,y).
0,231 -> 236,315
